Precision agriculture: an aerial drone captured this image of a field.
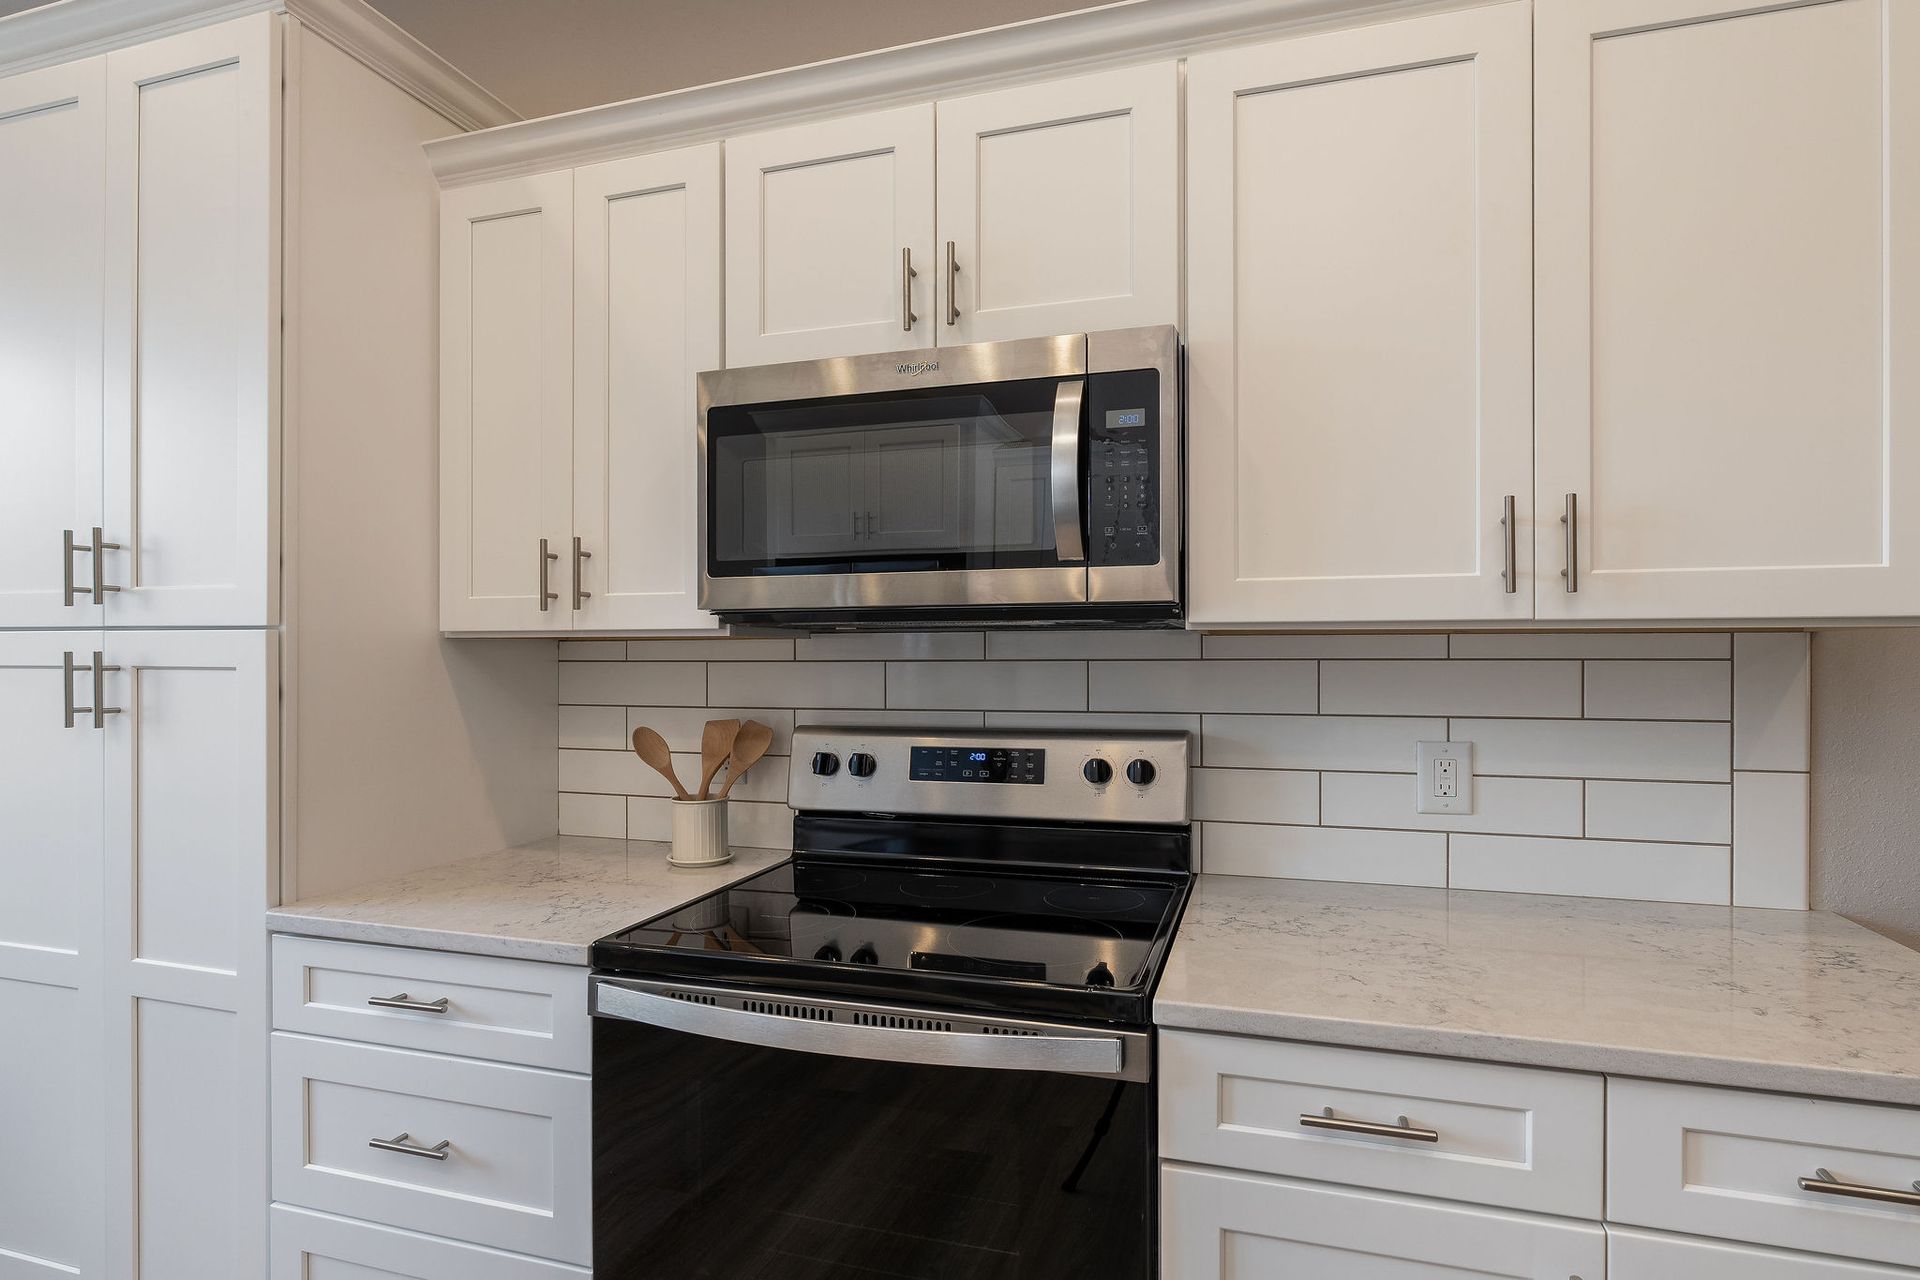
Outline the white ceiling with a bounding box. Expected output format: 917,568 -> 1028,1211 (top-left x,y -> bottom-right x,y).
0,0 -> 1091,117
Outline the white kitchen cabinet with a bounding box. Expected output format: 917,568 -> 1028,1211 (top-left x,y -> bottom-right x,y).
102,17 -> 280,628
0,61 -> 106,630
1611,1227 -> 1920,1279
1185,3 -> 1535,626
439,170 -> 575,633
725,104 -> 935,365
573,144 -> 724,632
1161,1163 -> 1607,1279
271,1205 -> 589,1280
1536,0 -> 1920,620
935,62 -> 1178,344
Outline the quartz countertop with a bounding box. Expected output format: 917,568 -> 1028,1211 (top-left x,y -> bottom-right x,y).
1155,874 -> 1920,1107
267,835 -> 789,965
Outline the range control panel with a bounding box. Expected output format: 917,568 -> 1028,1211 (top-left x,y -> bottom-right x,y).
1085,368 -> 1162,568
909,745 -> 1047,785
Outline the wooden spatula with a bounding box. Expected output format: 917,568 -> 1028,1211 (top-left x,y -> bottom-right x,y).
715,719 -> 775,799
631,726 -> 690,799
696,718 -> 742,800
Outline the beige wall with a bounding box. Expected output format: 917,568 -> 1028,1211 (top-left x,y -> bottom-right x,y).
1812,630 -> 1920,949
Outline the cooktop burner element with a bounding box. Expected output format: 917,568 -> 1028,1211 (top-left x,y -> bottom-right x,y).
1044,885 -> 1150,914
899,874 -> 996,901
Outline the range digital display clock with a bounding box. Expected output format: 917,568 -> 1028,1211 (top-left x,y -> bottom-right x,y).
909,745 -> 1047,785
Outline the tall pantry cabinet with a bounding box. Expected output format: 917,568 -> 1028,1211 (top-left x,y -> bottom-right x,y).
0,5 -> 537,1277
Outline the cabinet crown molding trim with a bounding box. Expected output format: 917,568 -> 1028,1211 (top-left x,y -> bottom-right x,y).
423,0 -> 1451,186
0,0 -> 517,131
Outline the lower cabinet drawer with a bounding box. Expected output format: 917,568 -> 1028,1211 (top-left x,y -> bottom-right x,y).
271,1033 -> 591,1266
1161,1163 -> 1606,1279
1159,1030 -> 1605,1218
1610,1226 -> 1920,1278
1609,1078 -> 1920,1269
270,1205 -> 590,1278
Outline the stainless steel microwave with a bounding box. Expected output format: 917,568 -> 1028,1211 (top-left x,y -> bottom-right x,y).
698,326 -> 1181,629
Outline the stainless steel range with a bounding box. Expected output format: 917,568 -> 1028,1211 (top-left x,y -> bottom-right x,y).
587,726 -> 1194,1278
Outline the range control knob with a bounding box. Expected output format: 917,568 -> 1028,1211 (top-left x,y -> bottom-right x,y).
850,944 -> 879,966
847,752 -> 878,779
1082,758 -> 1114,785
1125,758 -> 1157,786
813,944 -> 842,963
810,751 -> 840,777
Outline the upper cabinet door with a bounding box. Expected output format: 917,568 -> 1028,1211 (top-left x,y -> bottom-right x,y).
573,145 -> 723,633
102,14 -> 279,628
1185,3 -> 1535,626
725,104 -> 934,365
935,62 -> 1178,344
0,60 -> 107,630
440,171 -> 574,632
1537,0 -> 1919,620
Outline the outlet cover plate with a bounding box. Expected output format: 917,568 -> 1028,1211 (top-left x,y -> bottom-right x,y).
1416,740 -> 1473,815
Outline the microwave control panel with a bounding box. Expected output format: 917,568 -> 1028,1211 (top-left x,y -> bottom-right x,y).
1086,369 -> 1161,566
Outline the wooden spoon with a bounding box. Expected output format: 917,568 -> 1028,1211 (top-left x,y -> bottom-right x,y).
715,719 -> 775,799
696,718 -> 742,800
631,726 -> 690,799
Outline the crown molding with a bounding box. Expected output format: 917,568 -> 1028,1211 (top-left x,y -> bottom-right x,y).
0,0 -> 517,131
423,0 -> 1453,186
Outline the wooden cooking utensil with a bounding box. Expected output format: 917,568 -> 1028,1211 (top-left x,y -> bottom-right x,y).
714,720 -> 774,799
696,718 -> 742,800
631,726 -> 690,799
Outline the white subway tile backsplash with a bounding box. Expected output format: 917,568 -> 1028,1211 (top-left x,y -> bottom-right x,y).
989,630 -> 1201,660
1584,660 -> 1730,721
559,661 -> 706,707
1204,633 -> 1446,659
626,708 -> 797,756
1202,823 -> 1447,888
627,637 -> 795,661
1449,834 -> 1730,904
1733,771 -> 1810,909
559,748 -> 787,804
1092,661 -> 1314,714
983,711 -> 1202,741
798,632 -> 984,661
1321,660 -> 1581,718
1733,632 -> 1811,771
888,661 -> 1086,711
1456,718 -> 1731,782
1321,772 -> 1583,837
1194,768 -> 1318,826
707,662 -> 884,709
558,792 -> 625,839
1585,781 -> 1731,845
801,709 -> 986,731
1448,632 -> 1732,659
558,705 -> 627,751
1203,715 -> 1446,772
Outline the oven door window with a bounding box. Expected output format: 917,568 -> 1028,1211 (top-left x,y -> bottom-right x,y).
707,377 -> 1074,576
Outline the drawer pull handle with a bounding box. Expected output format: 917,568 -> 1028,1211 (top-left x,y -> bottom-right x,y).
367,993 -> 449,1014
1799,1168 -> 1920,1208
1300,1107 -> 1440,1144
369,1132 -> 452,1161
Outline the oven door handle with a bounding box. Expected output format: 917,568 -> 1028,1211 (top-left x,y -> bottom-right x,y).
1050,378 -> 1087,564
592,979 -> 1126,1077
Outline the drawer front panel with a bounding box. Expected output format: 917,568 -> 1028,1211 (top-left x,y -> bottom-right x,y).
1160,1031 -> 1604,1218
272,935 -> 589,1071
1610,1226 -> 1920,1279
1610,1078 -> 1920,1268
271,1034 -> 591,1265
270,1205 -> 589,1279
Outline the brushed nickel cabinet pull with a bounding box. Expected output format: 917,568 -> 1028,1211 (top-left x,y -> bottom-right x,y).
572,536 -> 591,609
61,651 -> 80,728
65,651 -> 120,730
1299,1106 -> 1440,1143
538,539 -> 559,611
369,1132 -> 451,1161
62,531 -> 81,606
90,528 -> 121,604
1560,493 -> 1578,593
1500,494 -> 1517,594
901,247 -> 918,331
63,528 -> 121,606
945,240 -> 960,326
1799,1168 -> 1920,1208
367,992 -> 450,1014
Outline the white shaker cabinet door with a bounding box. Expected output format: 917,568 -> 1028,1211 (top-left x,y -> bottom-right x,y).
440,170 -> 575,632
1611,1227 -> 1920,1280
100,629 -> 275,1280
573,144 -> 724,633
935,62 -> 1178,344
102,14 -> 280,628
0,633 -> 107,1280
1536,0 -> 1920,620
1185,3 -> 1535,625
0,60 -> 107,629
725,103 -> 934,365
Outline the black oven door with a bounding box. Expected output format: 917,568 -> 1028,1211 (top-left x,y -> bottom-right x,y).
590,978 -> 1155,1280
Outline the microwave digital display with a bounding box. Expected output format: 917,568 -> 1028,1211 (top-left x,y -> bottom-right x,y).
1107,409 -> 1147,429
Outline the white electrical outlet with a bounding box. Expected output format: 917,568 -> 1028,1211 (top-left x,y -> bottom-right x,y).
1415,741 -> 1473,815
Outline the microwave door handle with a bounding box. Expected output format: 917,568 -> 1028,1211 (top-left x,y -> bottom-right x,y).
1050,378 -> 1087,564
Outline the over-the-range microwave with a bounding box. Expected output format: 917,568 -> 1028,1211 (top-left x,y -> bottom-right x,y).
698,325 -> 1181,630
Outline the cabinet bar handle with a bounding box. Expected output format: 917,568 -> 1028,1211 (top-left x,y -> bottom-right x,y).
1799,1168 -> 1920,1208
62,531 -> 80,606
63,528 -> 121,606
90,528 -> 122,604
1560,493 -> 1578,593
65,651 -> 120,730
901,247 -> 917,331
369,1132 -> 452,1161
538,539 -> 559,611
1500,494 -> 1516,594
572,536 -> 591,610
367,992 -> 450,1014
945,240 -> 960,326
1300,1107 -> 1439,1143
61,651 -> 80,728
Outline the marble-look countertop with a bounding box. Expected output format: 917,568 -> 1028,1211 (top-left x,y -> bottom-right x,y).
267,835 -> 789,965
1156,875 -> 1920,1106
